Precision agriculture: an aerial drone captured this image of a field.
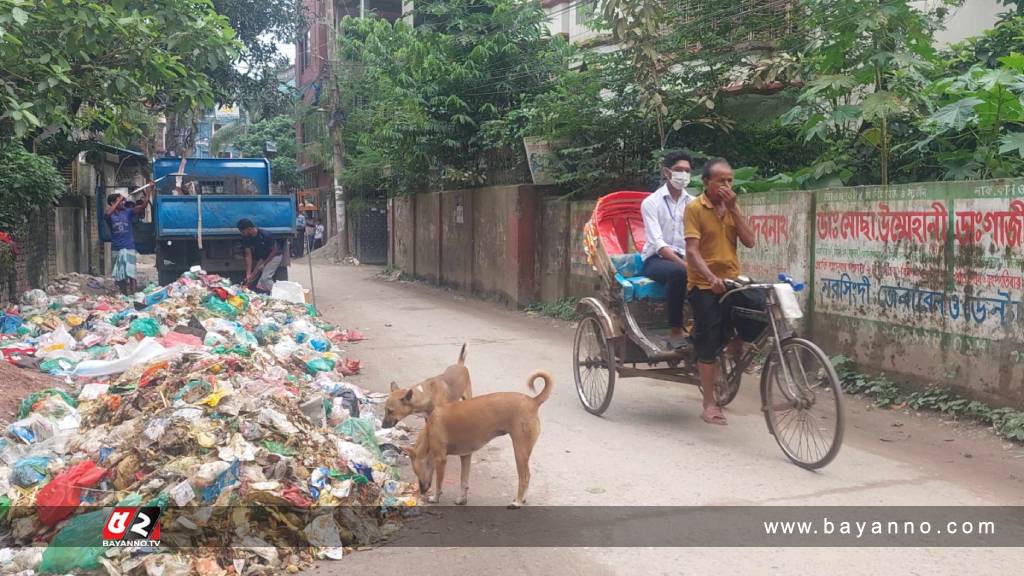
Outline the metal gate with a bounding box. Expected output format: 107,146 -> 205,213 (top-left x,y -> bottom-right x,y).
353,203 -> 388,265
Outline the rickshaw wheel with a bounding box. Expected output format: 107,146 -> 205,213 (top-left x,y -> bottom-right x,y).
714,357 -> 741,407
573,314 -> 616,416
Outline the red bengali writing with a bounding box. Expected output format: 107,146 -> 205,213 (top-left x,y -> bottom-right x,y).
748,214 -> 790,245
816,260 -> 867,274
817,202 -> 948,243
955,199 -> 1024,247
953,269 -> 1023,290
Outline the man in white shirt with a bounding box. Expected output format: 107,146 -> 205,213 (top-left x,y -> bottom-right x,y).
640,150 -> 695,349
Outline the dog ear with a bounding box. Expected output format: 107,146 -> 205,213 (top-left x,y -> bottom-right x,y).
403,389 -> 414,403
390,381 -> 399,392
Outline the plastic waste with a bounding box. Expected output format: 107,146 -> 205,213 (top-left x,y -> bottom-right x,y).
36,324 -> 76,358
305,514 -> 345,560
305,357 -> 335,374
204,295 -> 238,319
11,455 -> 51,487
37,508 -> 108,573
17,389 -> 77,420
1,313 -> 23,334
21,289 -> 49,307
271,281 -> 307,304
36,460 -> 107,526
127,317 -> 162,337
310,338 -> 331,352
202,458 -> 240,503
8,413 -> 57,444
71,337 -> 167,377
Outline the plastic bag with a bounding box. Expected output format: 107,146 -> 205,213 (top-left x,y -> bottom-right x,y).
127,317 -> 161,337
254,323 -> 281,345
336,418 -> 380,458
20,289 -> 49,308
204,295 -> 238,319
36,324 -> 76,357
1,313 -> 22,335
11,455 -> 51,487
310,338 -> 331,352
8,413 -> 56,444
71,337 -> 167,378
18,389 -> 77,420
38,508 -> 107,573
271,281 -> 306,304
162,331 -> 204,349
202,458 -> 240,503
305,357 -> 336,374
36,460 -> 107,526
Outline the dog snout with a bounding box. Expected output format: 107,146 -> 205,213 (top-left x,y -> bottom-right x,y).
382,416 -> 396,428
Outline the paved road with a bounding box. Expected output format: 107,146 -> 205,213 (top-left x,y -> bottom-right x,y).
304,263 -> 1024,575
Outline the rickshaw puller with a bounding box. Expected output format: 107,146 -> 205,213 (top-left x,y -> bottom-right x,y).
684,158 -> 767,426
640,150 -> 696,349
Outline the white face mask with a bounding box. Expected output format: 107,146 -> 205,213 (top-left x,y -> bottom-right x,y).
669,170 -> 691,190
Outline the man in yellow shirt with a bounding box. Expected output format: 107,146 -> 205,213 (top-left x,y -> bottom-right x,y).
683,158 -> 766,425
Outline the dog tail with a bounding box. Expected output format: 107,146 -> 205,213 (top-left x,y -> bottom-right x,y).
457,342 -> 467,365
527,370 -> 554,405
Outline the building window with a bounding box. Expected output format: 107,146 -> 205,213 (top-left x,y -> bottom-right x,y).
300,27 -> 312,72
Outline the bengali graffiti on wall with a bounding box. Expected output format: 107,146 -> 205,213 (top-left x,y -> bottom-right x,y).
738,190 -> 814,307
813,182 -> 1024,342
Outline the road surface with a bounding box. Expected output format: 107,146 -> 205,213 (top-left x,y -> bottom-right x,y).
303,263 -> 1024,575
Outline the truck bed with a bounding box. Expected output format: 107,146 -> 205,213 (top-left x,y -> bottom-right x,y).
156,195 -> 296,239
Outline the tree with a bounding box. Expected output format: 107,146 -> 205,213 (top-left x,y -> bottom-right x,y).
211,116 -> 301,190
334,0 -> 574,194
0,0 -> 239,146
0,140 -> 64,234
208,0 -> 301,120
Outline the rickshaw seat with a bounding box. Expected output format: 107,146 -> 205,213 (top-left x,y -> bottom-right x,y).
609,253 -> 666,302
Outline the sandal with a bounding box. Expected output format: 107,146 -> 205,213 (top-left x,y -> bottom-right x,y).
701,405 -> 728,426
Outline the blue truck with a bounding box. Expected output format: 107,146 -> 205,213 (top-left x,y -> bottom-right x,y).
99,157 -> 297,286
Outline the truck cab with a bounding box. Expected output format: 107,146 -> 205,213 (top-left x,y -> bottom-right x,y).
146,158 -> 296,285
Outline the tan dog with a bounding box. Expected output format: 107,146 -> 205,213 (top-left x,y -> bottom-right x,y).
410,370 -> 553,509
382,343 -> 471,428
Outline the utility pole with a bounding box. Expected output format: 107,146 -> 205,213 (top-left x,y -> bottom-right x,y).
322,0 -> 350,261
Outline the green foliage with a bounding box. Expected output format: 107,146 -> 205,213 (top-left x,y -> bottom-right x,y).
334,0 -> 573,195
219,117 -> 300,189
524,298 -> 581,322
0,140 -> 65,234
208,1 -> 301,120
831,355 -> 1024,443
912,54 -> 1024,179
0,0 -> 240,144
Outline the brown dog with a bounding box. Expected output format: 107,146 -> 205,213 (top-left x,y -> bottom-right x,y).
410,370 -> 553,508
382,343 -> 471,428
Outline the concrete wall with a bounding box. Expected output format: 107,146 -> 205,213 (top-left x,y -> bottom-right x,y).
811,180 -> 1024,407
414,192 -> 441,284
440,190 -> 473,292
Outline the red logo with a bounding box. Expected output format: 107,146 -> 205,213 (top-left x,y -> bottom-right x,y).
103,506 -> 161,545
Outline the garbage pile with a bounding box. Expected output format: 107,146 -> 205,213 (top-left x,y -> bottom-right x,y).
0,269 -> 416,575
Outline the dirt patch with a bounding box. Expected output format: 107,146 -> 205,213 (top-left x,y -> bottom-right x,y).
0,362 -> 65,422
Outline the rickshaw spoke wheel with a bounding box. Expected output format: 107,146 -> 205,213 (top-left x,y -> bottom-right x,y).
573,314 -> 616,416
761,338 -> 845,470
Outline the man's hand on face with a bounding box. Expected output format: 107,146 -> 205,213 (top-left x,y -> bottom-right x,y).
721,185 -> 738,211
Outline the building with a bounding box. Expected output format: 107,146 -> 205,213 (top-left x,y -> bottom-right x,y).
294,0 -> 406,237
194,105 -> 243,159
542,0 -> 602,46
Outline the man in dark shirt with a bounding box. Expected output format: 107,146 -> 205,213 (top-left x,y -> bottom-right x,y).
105,189 -> 150,294
237,218 -> 285,293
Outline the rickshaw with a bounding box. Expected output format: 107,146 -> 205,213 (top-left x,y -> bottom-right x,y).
573,191 -> 844,469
